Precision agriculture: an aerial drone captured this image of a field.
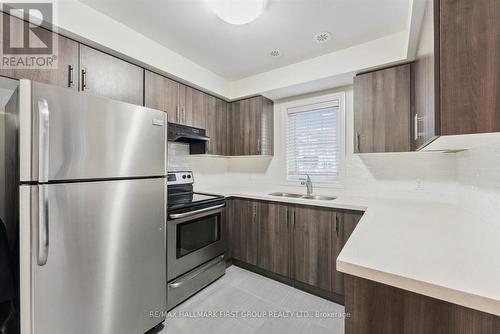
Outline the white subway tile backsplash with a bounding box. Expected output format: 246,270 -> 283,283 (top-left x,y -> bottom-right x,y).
167,142 -> 191,171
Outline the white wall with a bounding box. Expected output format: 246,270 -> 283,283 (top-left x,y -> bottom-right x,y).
455,143 -> 500,224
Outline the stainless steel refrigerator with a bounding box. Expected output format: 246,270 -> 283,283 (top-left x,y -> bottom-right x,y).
4,79 -> 167,334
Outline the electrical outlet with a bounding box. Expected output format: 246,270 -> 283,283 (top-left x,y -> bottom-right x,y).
415,178 -> 425,191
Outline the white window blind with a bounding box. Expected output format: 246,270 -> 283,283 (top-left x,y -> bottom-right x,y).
286,101 -> 341,183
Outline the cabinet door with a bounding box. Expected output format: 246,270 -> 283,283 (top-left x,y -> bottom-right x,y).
206,96 -> 227,155
79,45 -> 143,105
439,0 -> 500,135
183,86 -> 206,128
228,198 -> 258,265
353,64 -> 411,153
228,98 -> 256,155
0,13 -> 78,90
145,71 -> 179,123
227,100 -> 243,155
257,202 -> 290,277
412,1 -> 437,150
333,210 -> 363,296
292,206 -> 334,292
258,96 -> 274,155
228,96 -> 274,156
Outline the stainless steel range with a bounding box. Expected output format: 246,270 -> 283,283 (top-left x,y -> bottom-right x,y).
166,171 -> 226,310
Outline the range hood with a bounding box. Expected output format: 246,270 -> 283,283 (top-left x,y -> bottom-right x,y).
168,122 -> 209,154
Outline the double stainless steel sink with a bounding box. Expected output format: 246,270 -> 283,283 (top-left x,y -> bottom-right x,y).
268,192 -> 337,201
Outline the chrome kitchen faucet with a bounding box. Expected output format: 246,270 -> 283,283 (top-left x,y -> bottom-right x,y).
299,174 -> 313,196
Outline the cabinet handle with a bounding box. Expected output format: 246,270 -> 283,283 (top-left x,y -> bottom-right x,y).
335,215 -> 339,238
81,68 -> 87,91
414,113 -> 419,141
293,210 -> 296,229
182,107 -> 185,124
176,106 -> 180,123
257,139 -> 261,154
68,65 -> 74,88
285,207 -> 289,227
355,132 -> 361,153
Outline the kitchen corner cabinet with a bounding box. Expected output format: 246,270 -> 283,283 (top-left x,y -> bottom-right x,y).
206,96 -> 228,155
79,45 -> 144,105
0,13 -> 79,90
227,96 -> 274,156
226,198 -> 363,300
353,64 -> 412,153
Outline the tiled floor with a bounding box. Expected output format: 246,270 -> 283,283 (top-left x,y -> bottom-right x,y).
157,265 -> 346,334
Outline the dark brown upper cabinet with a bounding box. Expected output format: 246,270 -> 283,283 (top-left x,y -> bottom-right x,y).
356,0 -> 500,153
353,64 -> 412,153
183,85 -> 206,129
438,0 -> 500,135
0,13 -> 79,90
227,96 -> 274,156
79,45 -> 144,105
205,96 -> 228,155
145,73 -> 208,128
145,70 -> 179,123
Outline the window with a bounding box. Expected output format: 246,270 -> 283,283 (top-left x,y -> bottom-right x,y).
286,94 -> 344,184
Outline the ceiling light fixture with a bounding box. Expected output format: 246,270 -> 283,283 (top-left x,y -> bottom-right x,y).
206,0 -> 267,25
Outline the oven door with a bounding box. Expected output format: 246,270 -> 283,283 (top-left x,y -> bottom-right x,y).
167,203 -> 226,281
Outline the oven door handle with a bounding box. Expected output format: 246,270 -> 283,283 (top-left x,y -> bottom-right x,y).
168,254 -> 225,289
169,204 -> 225,219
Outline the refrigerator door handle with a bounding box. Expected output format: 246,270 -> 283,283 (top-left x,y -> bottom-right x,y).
37,185 -> 49,266
38,99 -> 50,183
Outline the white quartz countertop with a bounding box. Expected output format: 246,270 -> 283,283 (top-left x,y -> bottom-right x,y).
195,185 -> 500,316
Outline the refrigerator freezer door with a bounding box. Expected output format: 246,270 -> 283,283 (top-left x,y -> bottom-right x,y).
28,179 -> 166,334
22,81 -> 167,182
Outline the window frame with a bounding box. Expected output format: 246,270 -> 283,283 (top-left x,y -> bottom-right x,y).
282,92 -> 346,188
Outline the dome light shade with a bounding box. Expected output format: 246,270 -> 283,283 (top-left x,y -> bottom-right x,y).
206,0 -> 267,25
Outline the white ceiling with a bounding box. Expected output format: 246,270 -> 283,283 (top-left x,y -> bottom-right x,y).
79,0 -> 411,81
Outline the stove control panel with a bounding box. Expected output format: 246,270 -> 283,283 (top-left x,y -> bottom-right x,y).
167,171 -> 194,185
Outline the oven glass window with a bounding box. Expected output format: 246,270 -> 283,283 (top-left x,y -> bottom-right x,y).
176,213 -> 220,258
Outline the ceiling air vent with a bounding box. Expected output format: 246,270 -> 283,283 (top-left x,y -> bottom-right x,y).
269,49 -> 281,57
313,31 -> 332,44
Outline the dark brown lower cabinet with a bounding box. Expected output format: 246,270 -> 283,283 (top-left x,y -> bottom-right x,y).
334,211 -> 364,296
345,275 -> 500,334
228,198 -> 258,266
226,198 -> 364,300
257,202 -> 290,277
292,206 -> 335,292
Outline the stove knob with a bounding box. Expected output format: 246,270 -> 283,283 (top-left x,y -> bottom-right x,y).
187,175 -> 192,179
182,175 -> 187,179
